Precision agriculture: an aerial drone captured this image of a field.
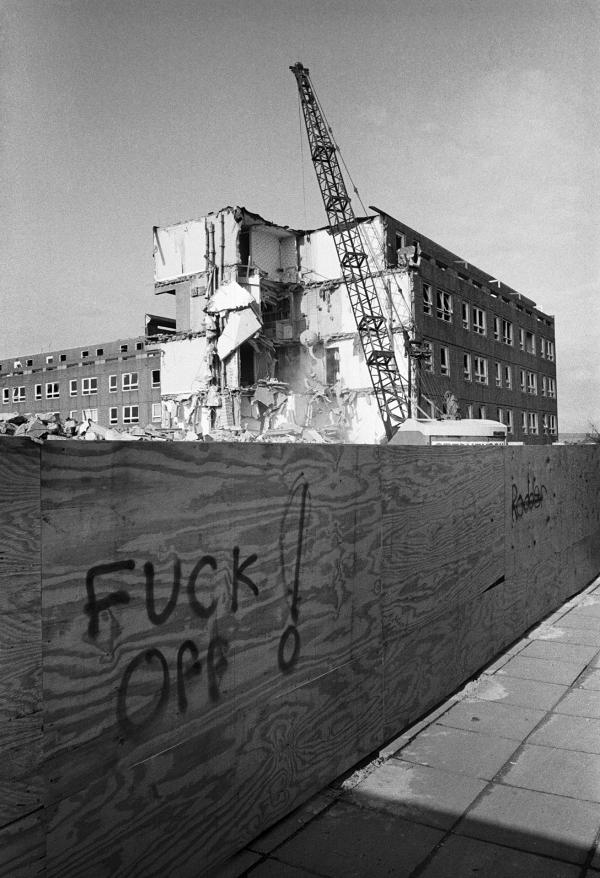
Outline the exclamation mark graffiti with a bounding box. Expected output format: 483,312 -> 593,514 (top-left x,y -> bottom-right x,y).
278,475 -> 310,673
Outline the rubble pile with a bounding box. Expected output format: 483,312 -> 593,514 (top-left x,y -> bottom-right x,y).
0,376 -> 363,444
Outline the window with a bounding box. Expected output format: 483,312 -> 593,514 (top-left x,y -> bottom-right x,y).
69,379 -> 77,397
546,340 -> 555,361
96,348 -> 104,356
506,410 -> 513,433
439,346 -> 450,376
494,363 -> 502,387
69,410 -> 77,420
473,356 -> 488,384
81,350 -> 89,359
60,354 -> 67,363
82,408 -> 98,421
151,369 -> 160,387
122,372 -> 139,391
503,365 -> 512,389
493,316 -> 500,341
519,328 -> 525,351
461,302 -> 470,330
109,407 -> 118,425
528,412 -> 539,435
463,353 -> 472,381
13,386 -> 26,401
120,344 -> 128,353
82,377 -> 98,395
436,290 -> 452,322
109,375 -> 117,393
540,337 -> 546,358
46,382 -> 59,399
421,341 -> 433,373
13,360 -> 22,370
46,355 -> 54,365
547,377 -> 556,399
472,307 -> 486,335
26,359 -> 33,367
525,332 -> 535,355
527,372 -> 537,395
519,369 -> 526,393
422,283 -> 433,316
136,342 -> 144,351
541,375 -> 547,397
547,414 -> 557,436
466,404 -> 474,419
2,388 -> 8,404
521,412 -> 528,435
123,405 -> 139,424
35,384 -> 42,400
476,405 -> 486,419
325,348 -> 340,384
152,403 -> 162,422
496,408 -> 504,424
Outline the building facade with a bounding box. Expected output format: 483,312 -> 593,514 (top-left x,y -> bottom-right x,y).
0,336 -> 163,429
153,205 -> 557,443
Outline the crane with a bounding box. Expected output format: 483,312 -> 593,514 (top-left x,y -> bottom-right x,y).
291,61 -> 412,439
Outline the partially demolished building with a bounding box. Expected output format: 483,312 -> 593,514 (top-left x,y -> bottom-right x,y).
0,205 -> 558,443
152,205 -> 558,444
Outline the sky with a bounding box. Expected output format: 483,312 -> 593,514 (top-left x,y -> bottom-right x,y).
1,0 -> 598,432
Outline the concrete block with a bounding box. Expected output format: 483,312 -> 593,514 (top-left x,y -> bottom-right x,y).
270,798 -> 443,878
466,674 -> 567,711
519,640 -> 599,665
456,782 -> 600,864
554,690 -> 600,718
418,834 -> 580,878
497,655 -> 585,686
437,698 -> 545,741
346,758 -> 486,830
397,724 -> 519,780
500,743 -> 600,802
529,714 -> 600,754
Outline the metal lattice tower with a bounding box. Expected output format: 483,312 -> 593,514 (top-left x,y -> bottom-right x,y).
291,62 -> 410,439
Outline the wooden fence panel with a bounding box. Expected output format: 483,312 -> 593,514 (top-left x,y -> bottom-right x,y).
0,440 -> 44,877
0,440 -> 598,877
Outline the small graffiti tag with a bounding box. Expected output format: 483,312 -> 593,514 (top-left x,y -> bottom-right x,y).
511,476 -> 548,522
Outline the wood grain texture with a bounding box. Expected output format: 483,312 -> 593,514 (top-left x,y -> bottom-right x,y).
3,440 -> 599,876
0,441 -> 43,836
0,811 -> 45,878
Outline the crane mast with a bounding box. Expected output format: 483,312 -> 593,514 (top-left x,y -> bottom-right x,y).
291,61 -> 410,439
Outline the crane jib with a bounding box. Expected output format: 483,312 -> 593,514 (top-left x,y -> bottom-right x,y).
290,62 -> 410,439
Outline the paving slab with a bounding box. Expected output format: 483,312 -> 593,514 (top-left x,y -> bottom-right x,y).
558,610 -> 600,630
397,724 -> 518,780
555,689 -> 600,718
580,669 -> 600,690
267,798 -> 443,878
467,674 -> 568,711
500,743 -> 600,802
346,758 -> 486,830
437,698 -> 545,741
529,714 -> 600,755
455,782 -> 600,864
527,626 -> 600,647
417,834 -> 580,877
248,790 -> 338,854
208,849 -> 263,878
248,859 -> 323,877
519,640 -> 599,664
497,655 -> 585,686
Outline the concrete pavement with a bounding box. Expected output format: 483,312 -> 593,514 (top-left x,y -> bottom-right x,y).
213,576 -> 600,878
